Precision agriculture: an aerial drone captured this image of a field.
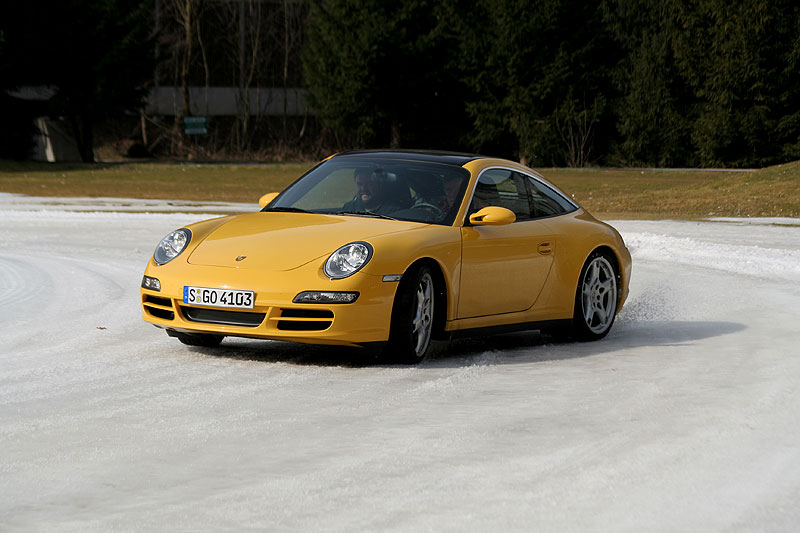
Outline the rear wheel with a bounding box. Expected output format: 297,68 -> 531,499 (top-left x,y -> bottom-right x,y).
386,266 -> 436,364
572,251 -> 619,341
169,331 -> 224,347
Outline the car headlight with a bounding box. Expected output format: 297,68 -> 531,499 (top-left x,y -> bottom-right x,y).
153,228 -> 192,265
324,241 -> 373,279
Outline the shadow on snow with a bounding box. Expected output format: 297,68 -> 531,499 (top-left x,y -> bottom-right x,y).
183,319 -> 745,369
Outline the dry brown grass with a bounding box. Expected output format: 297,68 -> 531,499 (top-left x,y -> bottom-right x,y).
541,163 -> 800,219
2,159 -> 799,219
0,161 -> 314,203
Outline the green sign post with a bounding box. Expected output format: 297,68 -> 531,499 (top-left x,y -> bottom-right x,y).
183,116 -> 207,135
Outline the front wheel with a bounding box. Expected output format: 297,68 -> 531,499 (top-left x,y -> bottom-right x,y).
385,266 -> 436,364
571,251 -> 619,341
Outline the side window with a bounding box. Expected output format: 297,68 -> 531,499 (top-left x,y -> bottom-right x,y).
526,176 -> 576,218
473,169 -> 531,220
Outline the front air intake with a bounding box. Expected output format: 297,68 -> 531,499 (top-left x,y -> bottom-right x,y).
275,308 -> 334,331
181,306 -> 265,327
143,295 -> 175,321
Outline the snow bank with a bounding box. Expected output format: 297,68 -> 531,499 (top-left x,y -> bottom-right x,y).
619,227 -> 800,283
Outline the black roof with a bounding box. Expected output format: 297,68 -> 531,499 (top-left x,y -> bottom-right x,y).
334,149 -> 482,167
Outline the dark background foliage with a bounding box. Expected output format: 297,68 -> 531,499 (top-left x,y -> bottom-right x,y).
0,0 -> 154,162
1,0 -> 799,167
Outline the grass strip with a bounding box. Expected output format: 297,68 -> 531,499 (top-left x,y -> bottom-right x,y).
1,159 -> 799,219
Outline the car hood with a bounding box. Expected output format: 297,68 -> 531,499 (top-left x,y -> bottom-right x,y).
187,212 -> 426,271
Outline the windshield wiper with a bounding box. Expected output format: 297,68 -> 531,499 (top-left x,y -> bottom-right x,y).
332,210 -> 397,220
261,206 -> 312,214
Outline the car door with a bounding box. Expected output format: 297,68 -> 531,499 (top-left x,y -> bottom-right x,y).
457,169 -> 555,319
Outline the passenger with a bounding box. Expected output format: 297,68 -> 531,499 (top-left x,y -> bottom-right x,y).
441,174 -> 464,214
413,174 -> 471,218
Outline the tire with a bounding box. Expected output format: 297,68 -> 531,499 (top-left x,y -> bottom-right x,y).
571,250 -> 619,341
386,265 -> 436,364
170,331 -> 224,347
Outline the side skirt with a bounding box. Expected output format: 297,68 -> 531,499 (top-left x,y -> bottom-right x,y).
442,318 -> 572,340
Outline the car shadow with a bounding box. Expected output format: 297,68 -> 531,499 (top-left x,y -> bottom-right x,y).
425,320 -> 746,368
190,339 -> 383,367
189,319 -> 745,368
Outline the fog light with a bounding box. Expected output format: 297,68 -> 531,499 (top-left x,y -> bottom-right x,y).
293,291 -> 359,304
141,275 -> 161,291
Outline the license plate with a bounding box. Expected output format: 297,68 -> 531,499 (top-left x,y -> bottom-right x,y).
183,286 -> 255,309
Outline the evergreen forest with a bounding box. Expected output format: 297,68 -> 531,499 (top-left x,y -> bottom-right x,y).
1,0 -> 799,167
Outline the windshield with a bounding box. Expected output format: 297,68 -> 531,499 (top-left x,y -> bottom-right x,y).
265,156 -> 471,225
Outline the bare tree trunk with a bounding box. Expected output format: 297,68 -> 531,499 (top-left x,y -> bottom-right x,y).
154,0 -> 161,89
390,120 -> 401,148
195,7 -> 210,117
170,39 -> 180,155
141,111 -> 148,146
195,3 -> 210,157
180,0 -> 192,120
236,0 -> 246,153
167,0 -> 193,156
237,0 -> 263,153
555,97 -> 596,168
283,0 -> 289,139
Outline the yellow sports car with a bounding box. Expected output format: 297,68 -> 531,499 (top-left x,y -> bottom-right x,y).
141,151 -> 631,363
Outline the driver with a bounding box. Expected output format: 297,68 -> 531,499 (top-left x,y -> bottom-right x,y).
342,168 -> 399,215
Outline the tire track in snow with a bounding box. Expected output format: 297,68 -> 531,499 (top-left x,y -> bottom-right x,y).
0,253 -> 126,354
0,255 -> 51,320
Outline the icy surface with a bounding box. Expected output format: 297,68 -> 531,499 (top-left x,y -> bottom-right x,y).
707,217 -> 800,226
2,197 -> 800,531
0,192 -> 251,215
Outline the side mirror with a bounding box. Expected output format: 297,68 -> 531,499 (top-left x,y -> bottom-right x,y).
258,192 -> 279,207
469,206 -> 516,226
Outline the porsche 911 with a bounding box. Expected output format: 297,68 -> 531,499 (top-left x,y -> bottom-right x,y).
141,151 -> 631,363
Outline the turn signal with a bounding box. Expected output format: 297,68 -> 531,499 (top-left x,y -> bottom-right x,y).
141,275 -> 161,291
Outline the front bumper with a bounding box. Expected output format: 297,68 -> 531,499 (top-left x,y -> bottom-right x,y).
141,259 -> 399,346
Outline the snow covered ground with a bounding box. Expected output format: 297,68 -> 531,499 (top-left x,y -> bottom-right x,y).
1,193 -> 799,531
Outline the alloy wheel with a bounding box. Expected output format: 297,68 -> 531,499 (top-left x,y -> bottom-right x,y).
580,256 -> 617,334
411,272 -> 434,357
